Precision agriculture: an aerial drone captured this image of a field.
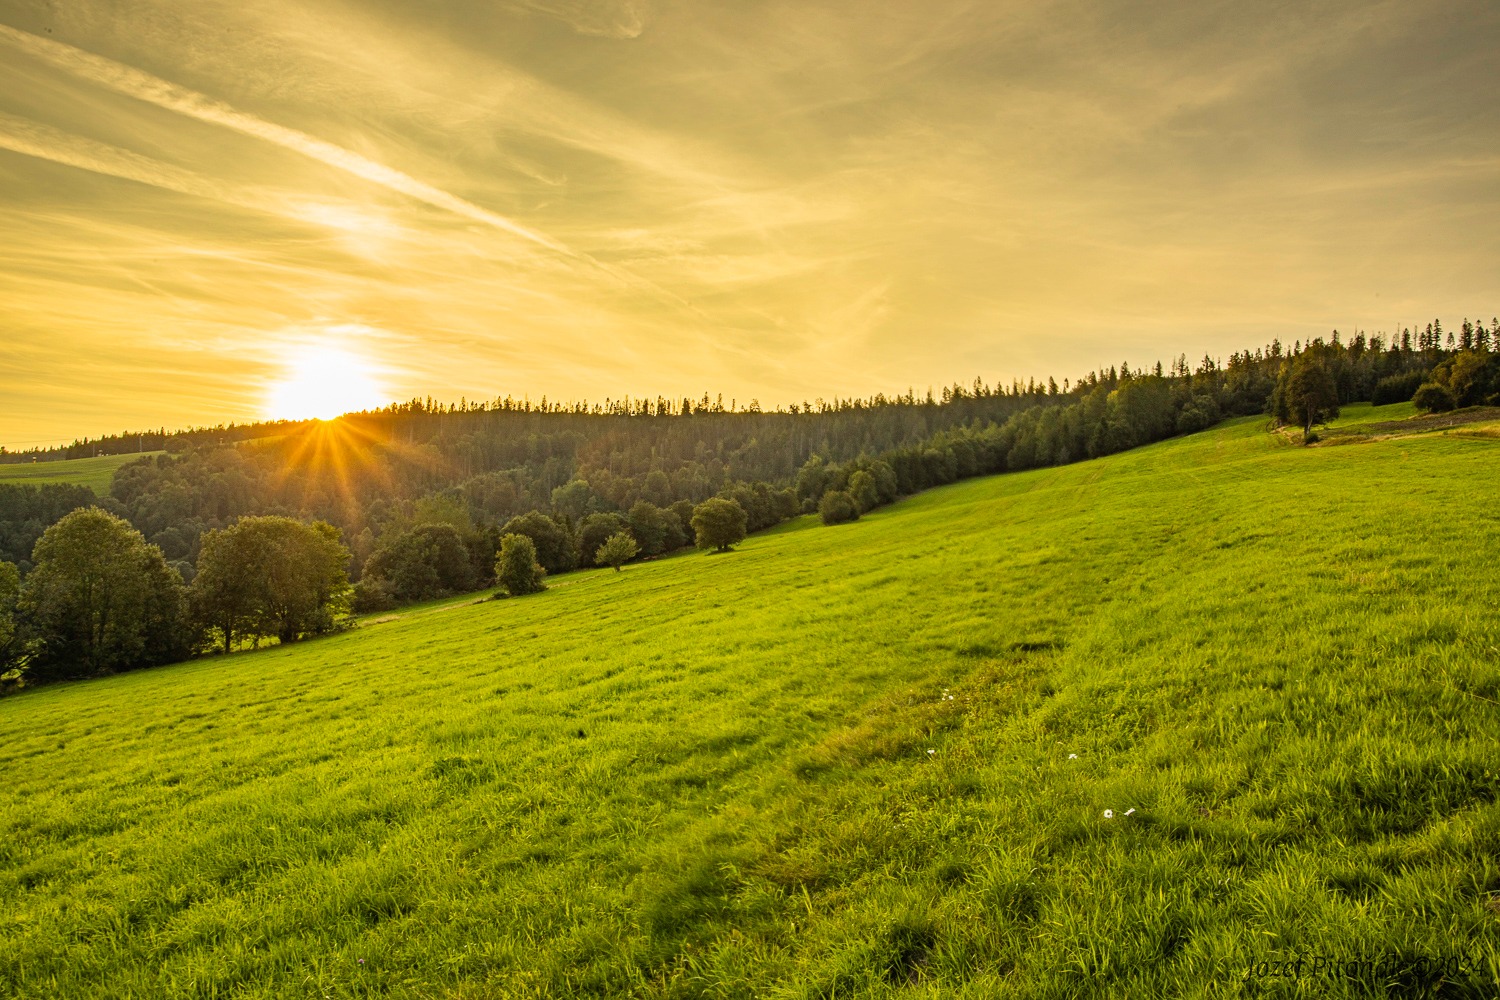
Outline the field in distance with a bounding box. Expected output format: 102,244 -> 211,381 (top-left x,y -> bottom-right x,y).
1,408 -> 1498,997
0,451 -> 162,495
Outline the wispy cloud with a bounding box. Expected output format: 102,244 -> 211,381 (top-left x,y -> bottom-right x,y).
0,23 -> 582,258
1,0 -> 1497,446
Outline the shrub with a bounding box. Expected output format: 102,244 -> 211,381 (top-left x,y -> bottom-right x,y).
596,531 -> 638,571
495,534 -> 546,596
847,471 -> 879,513
500,512 -> 577,575
577,513 -> 628,568
691,498 -> 747,552
1371,371 -> 1424,406
626,502 -> 676,557
819,490 -> 860,525
351,577 -> 397,613
362,523 -> 475,603
1412,382 -> 1456,413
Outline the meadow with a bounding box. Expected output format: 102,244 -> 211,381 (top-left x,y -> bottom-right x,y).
0,452 -> 162,495
2,408 -> 1498,998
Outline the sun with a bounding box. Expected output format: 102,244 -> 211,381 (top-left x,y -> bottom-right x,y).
266,345 -> 386,421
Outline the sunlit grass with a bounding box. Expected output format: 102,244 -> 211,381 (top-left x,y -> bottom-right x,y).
2,417 -> 1498,997
0,452 -> 162,495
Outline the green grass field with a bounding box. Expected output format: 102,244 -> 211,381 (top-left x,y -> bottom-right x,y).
2,417 -> 1498,998
0,452 -> 161,495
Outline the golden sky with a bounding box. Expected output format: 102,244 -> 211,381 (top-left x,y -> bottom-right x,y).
2,0 -> 1497,446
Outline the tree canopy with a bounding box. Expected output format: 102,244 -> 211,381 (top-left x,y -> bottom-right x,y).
190,515 -> 350,651
596,531 -> 638,571
19,507 -> 188,680
496,534 -> 546,596
691,498 -> 748,552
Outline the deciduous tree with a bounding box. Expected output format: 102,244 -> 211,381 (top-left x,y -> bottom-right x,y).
691,498 -> 747,552
496,533 -> 546,596
596,531 -> 638,571
20,507 -> 188,679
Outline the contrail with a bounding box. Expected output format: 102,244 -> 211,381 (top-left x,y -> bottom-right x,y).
0,111 -> 251,208
0,111 -> 397,245
0,23 -> 575,254
0,23 -> 708,315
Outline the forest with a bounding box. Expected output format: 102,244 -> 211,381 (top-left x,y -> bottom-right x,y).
1,317 -> 1497,686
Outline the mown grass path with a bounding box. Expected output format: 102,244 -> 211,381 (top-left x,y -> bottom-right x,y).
2,414 -> 1498,997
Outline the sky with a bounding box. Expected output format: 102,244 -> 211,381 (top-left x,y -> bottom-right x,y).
1,0 -> 1497,447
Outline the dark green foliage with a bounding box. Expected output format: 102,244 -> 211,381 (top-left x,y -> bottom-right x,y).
595,531 -> 638,571
667,499 -> 697,543
189,515 -> 351,651
350,577 -> 398,613
1371,371 -> 1424,405
0,560 -> 20,676
550,480 -> 604,522
1174,393 -> 1221,434
577,513 -> 628,568
19,507 -> 189,680
718,482 -> 781,532
1272,348 -> 1341,432
691,498 -> 747,552
865,460 -> 899,504
1411,382 -> 1456,413
846,470 -> 879,513
1422,350 -> 1500,408
626,501 -> 680,557
795,455 -> 831,504
499,512 -> 577,575
0,482 -> 97,565
362,523 -> 476,603
818,490 -> 860,525
495,533 -> 546,596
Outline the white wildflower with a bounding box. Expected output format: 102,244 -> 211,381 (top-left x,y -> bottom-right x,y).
1103,809 -> 1114,819
1067,754 -> 1077,760
1124,808 -> 1136,816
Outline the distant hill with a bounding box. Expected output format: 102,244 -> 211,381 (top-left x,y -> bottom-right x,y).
0,452 -> 163,495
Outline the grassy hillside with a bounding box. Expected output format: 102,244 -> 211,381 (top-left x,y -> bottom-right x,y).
0,451 -> 159,495
2,415 -> 1498,998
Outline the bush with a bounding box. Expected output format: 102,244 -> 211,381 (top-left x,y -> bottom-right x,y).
626,502 -> 677,557
351,577 -> 397,613
1412,382 -> 1456,413
499,511 -> 577,575
847,471 -> 879,512
495,534 -> 546,596
577,513 -> 628,568
818,490 -> 860,525
691,498 -> 747,552
1303,430 -> 1320,445
596,531 -> 638,571
1371,371 -> 1424,406
362,523 -> 475,603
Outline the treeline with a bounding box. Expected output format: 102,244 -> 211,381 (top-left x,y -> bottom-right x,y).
0,495 -> 759,686
2,316 -> 1496,686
